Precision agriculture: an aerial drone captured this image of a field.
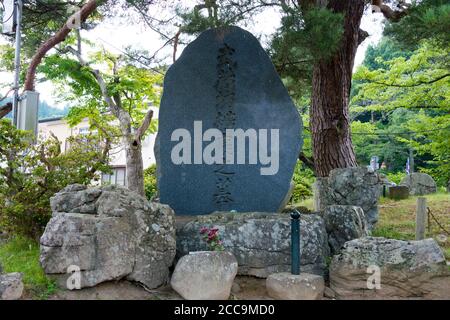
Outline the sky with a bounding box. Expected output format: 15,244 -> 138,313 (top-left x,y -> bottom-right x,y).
0,3 -> 385,109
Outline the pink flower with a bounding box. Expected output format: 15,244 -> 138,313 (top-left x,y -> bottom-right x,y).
200,227 -> 208,234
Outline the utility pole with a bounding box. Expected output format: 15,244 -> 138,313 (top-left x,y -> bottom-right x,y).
11,0 -> 23,127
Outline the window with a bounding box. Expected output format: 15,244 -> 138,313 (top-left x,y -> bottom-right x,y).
79,127 -> 89,135
102,167 -> 126,186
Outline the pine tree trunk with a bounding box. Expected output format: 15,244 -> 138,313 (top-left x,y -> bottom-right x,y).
125,137 -> 145,197
310,0 -> 365,177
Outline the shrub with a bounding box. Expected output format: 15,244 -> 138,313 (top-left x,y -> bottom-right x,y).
291,161 -> 315,203
0,119 -> 110,239
385,171 -> 406,185
144,164 -> 158,200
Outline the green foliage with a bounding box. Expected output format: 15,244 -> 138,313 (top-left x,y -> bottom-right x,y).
144,164 -> 158,200
40,48 -> 163,138
385,171 -> 406,185
352,39 -> 449,185
0,236 -> 56,299
352,41 -> 449,113
384,0 -> 450,49
0,119 -> 110,238
291,161 -> 315,203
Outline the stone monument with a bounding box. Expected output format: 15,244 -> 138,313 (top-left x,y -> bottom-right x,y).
155,26 -> 302,215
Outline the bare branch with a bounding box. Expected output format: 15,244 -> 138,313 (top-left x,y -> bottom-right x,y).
135,109 -> 154,142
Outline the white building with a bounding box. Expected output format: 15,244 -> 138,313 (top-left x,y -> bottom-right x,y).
38,109 -> 158,187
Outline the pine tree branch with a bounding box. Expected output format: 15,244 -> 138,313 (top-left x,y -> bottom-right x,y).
135,109 -> 154,142
24,0 -> 105,91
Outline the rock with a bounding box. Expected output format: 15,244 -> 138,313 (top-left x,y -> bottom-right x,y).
266,272 -> 324,300
0,273 -> 24,300
171,251 -> 238,300
387,185 -> 410,200
40,184 -> 176,289
156,26 -> 302,215
177,212 -> 329,278
322,205 -> 369,255
330,237 -> 450,299
314,167 -> 382,230
324,286 -> 336,299
400,173 -> 437,195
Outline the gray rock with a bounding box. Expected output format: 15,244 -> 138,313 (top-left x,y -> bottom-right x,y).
171,251 -> 238,300
314,167 -> 382,230
266,272 -> 324,300
156,26 -> 302,215
40,184 -> 176,289
177,212 -> 329,277
330,237 -> 450,299
322,205 -> 369,255
0,272 -> 24,300
400,173 -> 437,195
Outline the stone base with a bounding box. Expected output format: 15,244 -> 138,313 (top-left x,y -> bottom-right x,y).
266,272 -> 324,300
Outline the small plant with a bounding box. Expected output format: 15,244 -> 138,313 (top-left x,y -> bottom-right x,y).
200,227 -> 224,251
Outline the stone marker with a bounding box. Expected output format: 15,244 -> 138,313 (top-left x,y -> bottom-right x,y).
155,26 -> 302,215
266,272 -> 324,300
171,251 -> 238,300
400,172 -> 437,195
415,197 -> 427,240
387,185 -> 409,200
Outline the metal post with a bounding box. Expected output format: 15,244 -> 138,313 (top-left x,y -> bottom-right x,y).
12,0 -> 22,127
290,210 -> 300,275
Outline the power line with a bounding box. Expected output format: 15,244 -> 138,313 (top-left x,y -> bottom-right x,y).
303,125 -> 450,136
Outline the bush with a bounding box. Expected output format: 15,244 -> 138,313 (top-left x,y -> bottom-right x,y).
0,119 -> 110,239
291,161 -> 315,203
385,171 -> 406,185
144,164 -> 158,200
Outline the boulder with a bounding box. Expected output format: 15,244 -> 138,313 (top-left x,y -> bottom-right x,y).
388,186 -> 410,200
330,237 -> 450,299
171,251 -> 238,300
266,272 -> 324,300
0,272 -> 24,300
314,167 -> 382,229
400,173 -> 437,195
177,212 -> 329,278
40,184 -> 176,289
322,205 -> 369,255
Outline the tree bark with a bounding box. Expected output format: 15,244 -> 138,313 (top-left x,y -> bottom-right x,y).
125,136 -> 145,196
310,0 -> 365,177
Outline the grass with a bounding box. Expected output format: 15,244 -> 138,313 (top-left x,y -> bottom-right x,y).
0,236 -> 57,299
375,192 -> 450,259
296,192 -> 450,260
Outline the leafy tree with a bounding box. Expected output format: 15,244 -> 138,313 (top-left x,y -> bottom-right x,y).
39,41 -> 163,196
352,39 -> 449,185
0,118 -> 110,238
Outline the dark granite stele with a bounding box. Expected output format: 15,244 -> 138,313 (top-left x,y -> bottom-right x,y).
155,26 -> 302,215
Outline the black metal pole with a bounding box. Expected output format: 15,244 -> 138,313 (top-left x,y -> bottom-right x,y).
291,210 -> 300,275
